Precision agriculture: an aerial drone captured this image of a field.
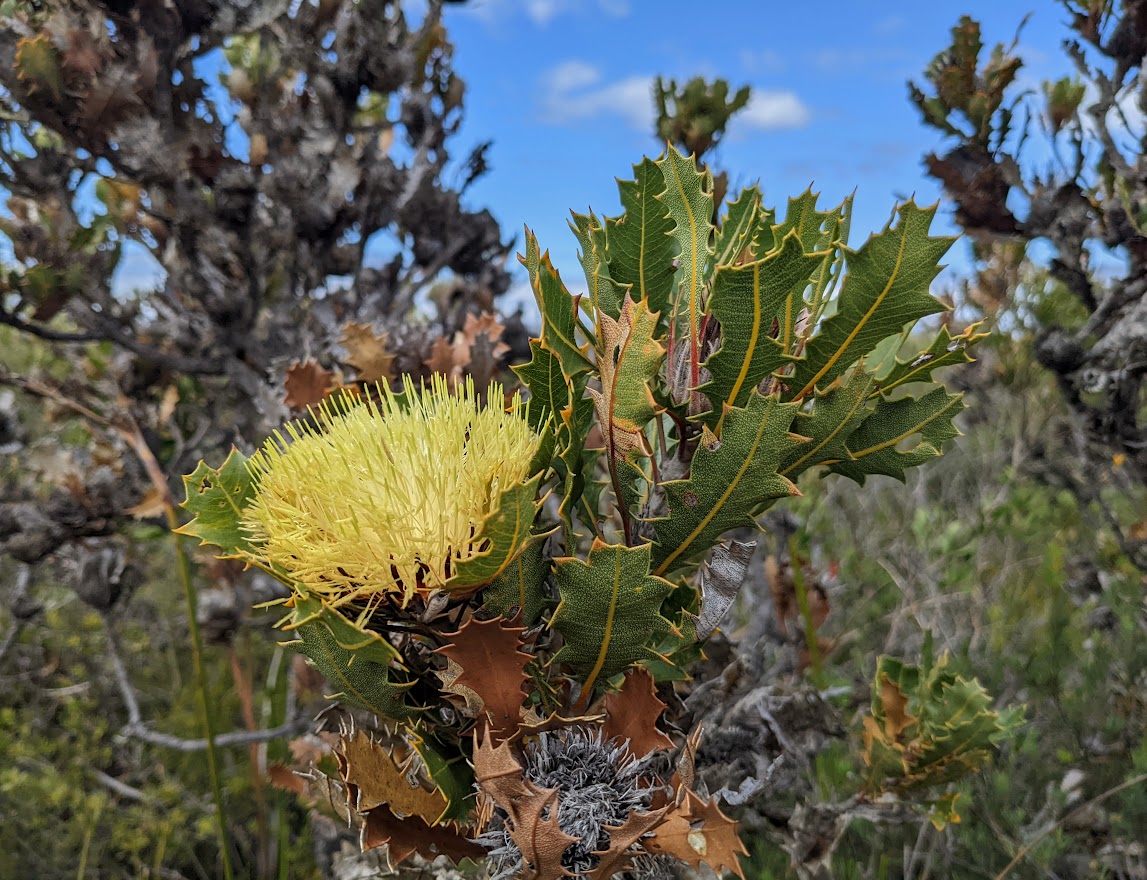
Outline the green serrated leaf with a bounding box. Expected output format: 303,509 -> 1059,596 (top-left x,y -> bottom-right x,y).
657,146 -> 714,357
570,209 -> 623,320
651,391 -> 805,576
790,202 -> 954,399
513,339 -> 572,431
481,529 -> 554,625
830,386 -> 966,484
781,368 -> 877,480
283,595 -> 414,720
520,228 -> 593,378
700,233 -> 822,422
871,323 -> 987,397
714,184 -> 763,268
408,730 -> 475,825
864,652 -> 1024,802
590,296 -> 664,526
175,448 -> 257,556
603,157 -> 677,320
551,539 -> 677,693
446,475 -> 542,590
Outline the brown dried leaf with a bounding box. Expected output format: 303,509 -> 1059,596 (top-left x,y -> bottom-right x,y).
435,615 -> 531,740
362,805 -> 485,864
125,486 -> 166,519
588,807 -> 670,880
644,806 -> 704,870
283,358 -> 334,409
596,668 -> 674,758
670,724 -> 703,805
879,675 -> 915,741
425,334 -> 471,385
337,730 -> 447,824
460,311 -> 510,360
340,321 -> 395,383
682,790 -> 748,879
472,727 -> 576,879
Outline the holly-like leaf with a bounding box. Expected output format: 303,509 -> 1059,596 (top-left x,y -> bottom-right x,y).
862,652 -> 1024,823
790,202 -> 954,399
603,157 -> 677,320
339,321 -> 395,383
407,729 -> 476,826
596,668 -> 674,757
589,807 -> 670,880
362,806 -> 485,864
570,209 -> 623,320
472,728 -> 577,879
446,475 -> 543,590
713,184 -> 763,268
435,615 -> 531,739
645,805 -> 704,870
482,529 -> 553,625
589,295 -> 664,524
281,594 -> 414,719
337,729 -> 448,823
700,233 -> 822,422
425,333 -> 471,384
829,386 -> 966,484
283,358 -> 334,409
521,228 -> 592,379
175,447 -> 256,556
871,322 -> 987,396
781,368 -> 877,480
551,540 -> 677,694
682,790 -> 749,879
514,339 -> 575,431
657,146 -> 713,358
651,392 -> 805,576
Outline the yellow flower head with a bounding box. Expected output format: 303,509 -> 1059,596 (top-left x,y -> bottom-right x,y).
241,375 -> 539,607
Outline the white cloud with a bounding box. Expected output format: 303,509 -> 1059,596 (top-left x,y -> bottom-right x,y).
463,0 -> 629,26
740,48 -> 786,74
736,90 -> 811,130
540,62 -> 654,129
546,59 -> 601,93
525,0 -> 562,25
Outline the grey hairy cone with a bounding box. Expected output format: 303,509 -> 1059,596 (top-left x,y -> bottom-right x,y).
478,727 -> 658,879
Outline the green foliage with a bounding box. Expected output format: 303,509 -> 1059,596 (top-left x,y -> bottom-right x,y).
863,650 -> 1024,825
175,448 -> 258,556
550,540 -> 676,690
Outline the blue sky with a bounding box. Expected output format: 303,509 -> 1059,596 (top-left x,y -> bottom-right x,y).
435,0 -> 1081,313
104,1 -> 1114,314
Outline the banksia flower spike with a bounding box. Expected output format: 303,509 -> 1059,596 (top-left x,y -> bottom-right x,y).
241,374 -> 540,607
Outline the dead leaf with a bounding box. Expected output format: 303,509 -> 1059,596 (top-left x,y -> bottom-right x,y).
337,729 -> 447,824
670,724 -> 703,805
878,675 -> 916,741
362,805 -> 484,864
472,727 -> 576,879
283,358 -> 334,409
340,321 -> 395,383
435,615 -> 531,740
644,805 -> 704,870
596,668 -> 673,758
588,807 -> 670,880
682,790 -> 748,879
125,485 -> 167,519
425,333 -> 471,386
460,311 -> 510,360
